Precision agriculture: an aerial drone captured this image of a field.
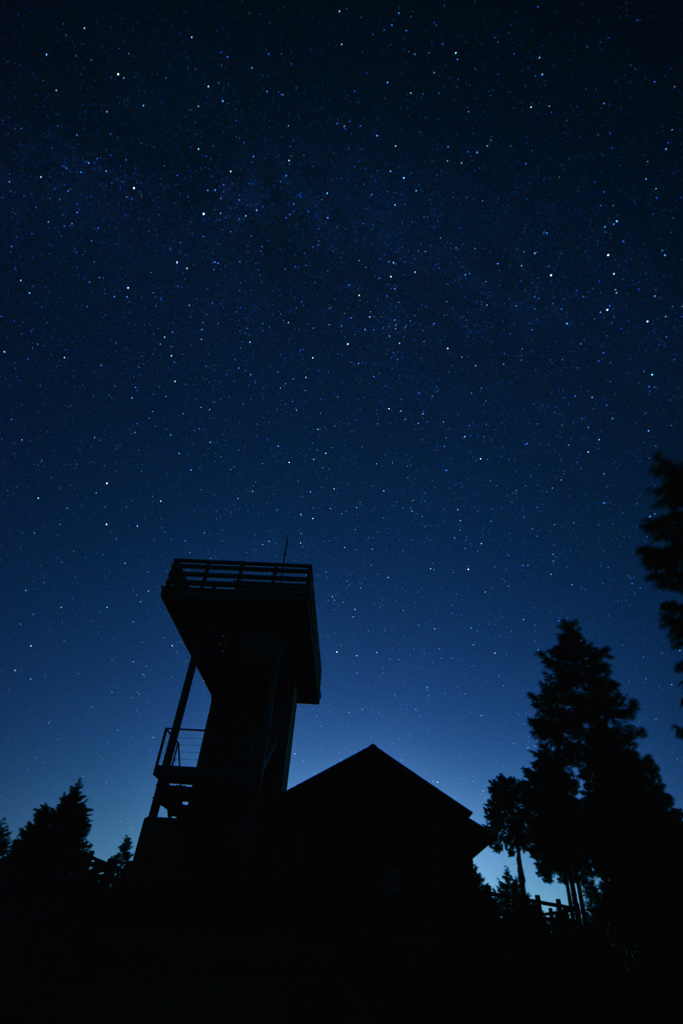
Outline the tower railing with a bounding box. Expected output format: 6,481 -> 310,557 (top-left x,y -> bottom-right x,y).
153,726 -> 263,790
156,727 -> 204,769
164,559 -> 313,592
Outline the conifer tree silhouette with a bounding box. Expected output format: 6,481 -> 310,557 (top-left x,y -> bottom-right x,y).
638,451 -> 683,735
486,620 -> 683,938
484,775 -> 529,892
9,779 -> 93,895
0,817 -> 11,859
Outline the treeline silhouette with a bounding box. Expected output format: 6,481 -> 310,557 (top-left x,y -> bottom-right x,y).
1,773 -> 675,1020
0,780 -> 132,915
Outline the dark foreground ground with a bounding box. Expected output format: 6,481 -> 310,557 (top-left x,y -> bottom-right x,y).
3,907 -> 675,1023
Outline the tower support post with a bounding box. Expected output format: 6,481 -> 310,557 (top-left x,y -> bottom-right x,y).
149,652 -> 198,817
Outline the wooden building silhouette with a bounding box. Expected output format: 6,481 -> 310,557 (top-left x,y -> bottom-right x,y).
133,559 -> 489,928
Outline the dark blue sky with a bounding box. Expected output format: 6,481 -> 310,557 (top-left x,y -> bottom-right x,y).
2,1 -> 681,893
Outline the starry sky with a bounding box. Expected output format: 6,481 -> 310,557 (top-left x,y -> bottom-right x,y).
2,1 -> 681,894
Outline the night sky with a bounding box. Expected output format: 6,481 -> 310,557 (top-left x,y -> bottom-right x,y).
2,1 -> 681,894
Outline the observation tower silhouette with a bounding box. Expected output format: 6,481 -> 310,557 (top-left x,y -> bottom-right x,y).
134,558 -> 321,882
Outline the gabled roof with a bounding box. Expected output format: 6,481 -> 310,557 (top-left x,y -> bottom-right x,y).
284,744 -> 490,856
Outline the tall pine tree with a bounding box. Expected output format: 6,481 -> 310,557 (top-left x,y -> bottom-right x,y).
486,620 -> 682,938
0,818 -> 11,859
484,774 -> 529,892
637,451 -> 683,735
